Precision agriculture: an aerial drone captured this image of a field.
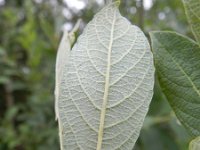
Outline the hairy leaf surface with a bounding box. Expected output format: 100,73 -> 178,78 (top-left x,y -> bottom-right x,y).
150,31 -> 200,136
58,2 -> 154,150
182,0 -> 200,44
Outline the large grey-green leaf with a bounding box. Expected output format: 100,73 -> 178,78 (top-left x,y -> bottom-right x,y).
150,31 -> 200,136
182,0 -> 200,44
58,2 -> 154,150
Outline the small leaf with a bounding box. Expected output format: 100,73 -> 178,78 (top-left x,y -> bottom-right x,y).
150,31 -> 200,136
55,20 -> 81,120
182,0 -> 200,44
58,2 -> 154,150
55,30 -> 71,120
189,136 -> 200,150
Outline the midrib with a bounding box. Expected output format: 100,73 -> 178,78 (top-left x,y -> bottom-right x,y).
96,12 -> 116,150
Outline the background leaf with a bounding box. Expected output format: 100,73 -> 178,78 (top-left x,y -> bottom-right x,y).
150,31 -> 200,136
58,2 -> 154,150
182,0 -> 200,44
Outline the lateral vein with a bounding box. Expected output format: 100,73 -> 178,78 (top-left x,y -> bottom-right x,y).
162,43 -> 200,97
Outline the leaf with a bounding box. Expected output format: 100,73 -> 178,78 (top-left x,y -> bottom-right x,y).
55,31 -> 71,150
182,0 -> 200,44
55,19 -> 81,120
55,20 -> 81,150
57,2 -> 154,150
189,136 -> 200,150
150,31 -> 200,136
55,30 -> 71,120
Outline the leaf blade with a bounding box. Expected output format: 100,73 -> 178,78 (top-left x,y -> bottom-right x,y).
150,31 -> 200,136
58,2 -> 154,150
182,0 -> 200,44
55,30 -> 71,120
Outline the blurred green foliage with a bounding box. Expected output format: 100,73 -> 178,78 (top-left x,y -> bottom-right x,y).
0,0 -> 194,149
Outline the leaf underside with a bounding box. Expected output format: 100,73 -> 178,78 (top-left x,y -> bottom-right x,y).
58,2 -> 154,150
182,0 -> 200,44
150,31 -> 200,137
55,31 -> 71,120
